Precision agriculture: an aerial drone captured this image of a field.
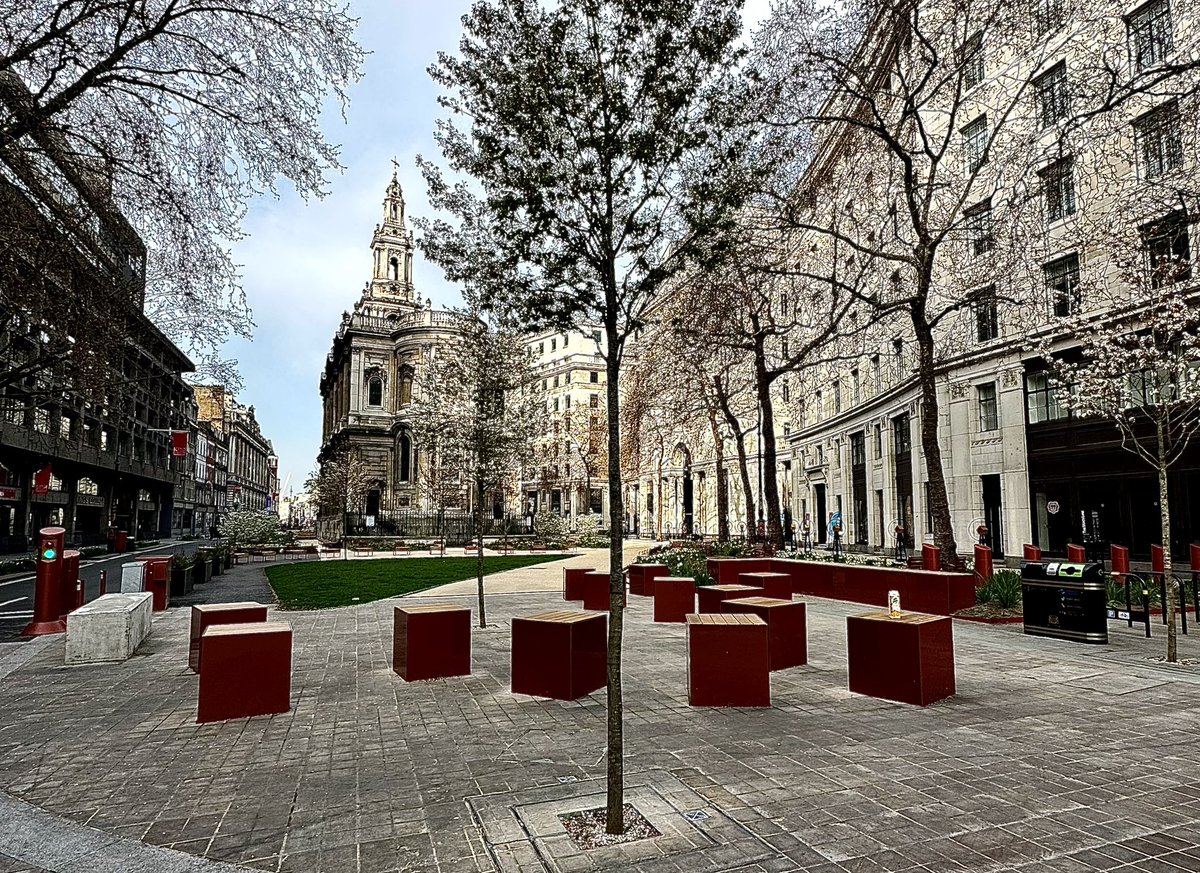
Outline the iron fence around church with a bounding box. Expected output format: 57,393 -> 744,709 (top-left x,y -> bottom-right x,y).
334,510 -> 532,546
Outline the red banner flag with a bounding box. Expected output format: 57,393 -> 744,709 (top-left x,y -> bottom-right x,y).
33,464 -> 52,495
172,431 -> 188,458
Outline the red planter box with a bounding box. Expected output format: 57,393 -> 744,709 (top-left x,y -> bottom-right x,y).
737,572 -> 792,601
707,557 -> 774,585
766,558 -> 974,615
511,610 -> 606,700
197,621 -> 292,723
189,602 -> 268,672
653,576 -> 696,623
724,597 -> 807,670
563,567 -> 594,601
697,584 -> 763,614
581,571 -> 626,611
846,611 -> 955,706
393,605 -> 471,681
627,563 -> 669,596
686,614 -> 769,706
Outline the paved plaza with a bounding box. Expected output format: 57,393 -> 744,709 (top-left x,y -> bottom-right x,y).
1,551 -> 1200,873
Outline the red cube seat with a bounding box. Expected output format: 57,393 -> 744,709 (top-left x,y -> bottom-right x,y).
563,567 -> 593,601
697,584 -> 763,614
724,597 -> 807,670
737,572 -> 792,601
511,610 -> 606,700
189,602 -> 268,672
686,614 -> 769,707
627,563 -> 669,596
581,571 -> 626,611
393,605 -> 471,681
846,611 -> 955,706
653,576 -> 696,623
197,621 -> 292,723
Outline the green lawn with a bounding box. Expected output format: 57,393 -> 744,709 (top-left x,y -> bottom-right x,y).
264,555 -> 564,610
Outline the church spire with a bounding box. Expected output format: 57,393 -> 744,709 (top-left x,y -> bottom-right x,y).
383,158 -> 405,228
366,164 -> 416,307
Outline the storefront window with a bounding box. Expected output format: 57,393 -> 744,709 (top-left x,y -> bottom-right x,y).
1025,372 -> 1069,423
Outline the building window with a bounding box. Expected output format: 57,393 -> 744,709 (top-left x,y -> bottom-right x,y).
34,408 -> 50,434
551,338 -> 557,351
963,116 -> 988,173
1142,211 -> 1192,288
965,199 -> 995,255
871,354 -> 881,393
815,390 -> 823,419
592,329 -> 601,344
1129,0 -> 1173,72
589,394 -> 599,408
367,376 -> 383,407
978,383 -> 999,432
1044,253 -> 1081,316
399,433 -> 411,482
59,415 -> 72,439
851,369 -> 861,404
1040,158 -> 1076,223
1135,101 -> 1184,179
553,398 -> 559,412
782,381 -> 790,403
563,334 -> 568,346
892,415 -> 911,454
1033,0 -> 1065,36
976,286 -> 999,342
833,380 -> 842,413
1026,371 -> 1069,423
553,375 -> 559,388
590,371 -> 599,383
1035,63 -> 1069,128
963,33 -> 985,89
873,422 -> 883,458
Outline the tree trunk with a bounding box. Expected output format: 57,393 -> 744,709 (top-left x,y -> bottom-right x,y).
476,478 -> 487,628
753,344 -> 784,550
603,316 -> 625,835
1157,424 -> 1178,663
709,411 -> 730,541
655,443 -> 663,539
715,376 -> 755,538
912,317 -> 957,563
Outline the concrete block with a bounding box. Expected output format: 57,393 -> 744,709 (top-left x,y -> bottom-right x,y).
65,593 -> 153,664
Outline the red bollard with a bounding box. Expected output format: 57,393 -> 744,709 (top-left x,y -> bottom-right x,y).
1191,544 -> 1200,573
973,544 -> 993,582
921,543 -> 941,571
59,549 -> 81,619
99,569 -> 107,596
1110,545 -> 1130,576
1066,543 -> 1086,563
1151,544 -> 1165,575
1023,544 -> 1042,562
22,527 -> 66,636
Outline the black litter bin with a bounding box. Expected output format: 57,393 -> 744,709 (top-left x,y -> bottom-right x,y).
1021,561 -> 1108,644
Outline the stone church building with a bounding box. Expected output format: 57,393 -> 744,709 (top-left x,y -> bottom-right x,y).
318,170 -> 461,519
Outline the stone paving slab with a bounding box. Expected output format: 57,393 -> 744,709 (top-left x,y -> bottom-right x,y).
0,562 -> 1199,872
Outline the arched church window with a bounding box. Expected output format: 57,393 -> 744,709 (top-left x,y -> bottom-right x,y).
398,368 -> 413,406
388,256 -> 399,282
367,376 -> 383,407
399,433 -> 411,482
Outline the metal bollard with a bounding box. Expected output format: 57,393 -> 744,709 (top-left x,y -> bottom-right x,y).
1143,586 -> 1152,638
99,569 -> 107,596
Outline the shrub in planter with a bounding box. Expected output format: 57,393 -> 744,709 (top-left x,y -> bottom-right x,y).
170,552 -> 195,596
975,569 -> 1022,609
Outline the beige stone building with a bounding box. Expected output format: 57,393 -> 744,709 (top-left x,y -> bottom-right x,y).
318,171 -> 462,518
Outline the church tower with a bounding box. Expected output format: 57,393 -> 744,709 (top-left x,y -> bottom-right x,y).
366,167 -> 417,307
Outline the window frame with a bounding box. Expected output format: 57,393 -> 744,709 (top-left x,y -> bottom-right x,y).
1040,157 -> 1077,224
1128,0 -> 1174,72
977,382 -> 999,432
1034,62 -> 1069,129
1134,101 -> 1184,180
1044,253 -> 1082,317
962,116 -> 989,173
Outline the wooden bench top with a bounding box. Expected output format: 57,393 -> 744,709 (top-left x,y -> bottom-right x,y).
737,572 -> 790,580
686,613 -> 766,626
724,596 -> 794,609
628,563 -> 669,570
855,611 -> 944,625
202,621 -> 291,637
708,584 -> 761,592
520,609 -> 600,624
193,602 -> 266,614
656,576 -> 696,584
396,604 -> 469,615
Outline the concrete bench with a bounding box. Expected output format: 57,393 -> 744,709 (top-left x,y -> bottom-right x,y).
65,593 -> 153,664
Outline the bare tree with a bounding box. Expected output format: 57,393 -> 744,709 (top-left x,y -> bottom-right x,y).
306,445 -> 371,552
1,0 -> 364,382
409,303 -> 540,627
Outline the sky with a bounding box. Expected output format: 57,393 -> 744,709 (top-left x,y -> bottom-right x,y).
226,0 -> 775,498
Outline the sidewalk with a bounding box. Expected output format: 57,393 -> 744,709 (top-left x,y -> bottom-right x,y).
1,553 -> 1199,872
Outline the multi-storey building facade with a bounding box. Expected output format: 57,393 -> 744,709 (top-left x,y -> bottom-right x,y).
0,88 -> 195,550
194,385 -> 276,514
318,171 -> 463,516
521,326 -> 610,520
782,0 -> 1200,561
